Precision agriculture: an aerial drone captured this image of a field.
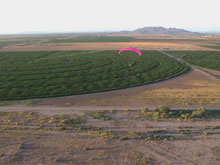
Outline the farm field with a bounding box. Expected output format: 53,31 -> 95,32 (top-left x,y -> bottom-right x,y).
0,41 -> 26,48
1,107 -> 220,164
48,35 -> 220,44
49,36 -> 136,43
1,34 -> 220,165
0,50 -> 189,100
1,34 -> 219,52
2,42 -> 212,52
166,51 -> 220,71
32,68 -> 220,108
201,43 -> 220,50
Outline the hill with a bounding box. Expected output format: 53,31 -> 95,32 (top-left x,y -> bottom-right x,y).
120,27 -> 201,35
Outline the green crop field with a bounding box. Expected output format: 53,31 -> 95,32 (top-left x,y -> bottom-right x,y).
0,40 -> 25,48
166,51 -> 220,71
0,50 -> 189,100
200,43 -> 220,50
49,36 -> 135,43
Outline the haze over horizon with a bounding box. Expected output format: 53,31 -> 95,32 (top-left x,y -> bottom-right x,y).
1,0 -> 220,35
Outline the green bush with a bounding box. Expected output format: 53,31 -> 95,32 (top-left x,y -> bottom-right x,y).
192,108 -> 206,118
119,136 -> 129,140
141,107 -> 149,114
128,130 -> 138,136
154,106 -> 171,119
157,105 -> 170,113
86,111 -> 111,121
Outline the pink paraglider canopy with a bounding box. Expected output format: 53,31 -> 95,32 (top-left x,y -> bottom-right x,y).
118,47 -> 142,56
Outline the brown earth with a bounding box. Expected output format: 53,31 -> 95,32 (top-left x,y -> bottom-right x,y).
1,109 -> 220,164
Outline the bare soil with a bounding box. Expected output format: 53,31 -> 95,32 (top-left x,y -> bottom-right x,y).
0,109 -> 220,164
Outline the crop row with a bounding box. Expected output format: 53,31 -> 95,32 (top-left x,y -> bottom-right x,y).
0,50 -> 189,100
166,51 -> 220,71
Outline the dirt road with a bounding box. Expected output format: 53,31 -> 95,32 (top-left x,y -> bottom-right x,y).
0,105 -> 220,117
160,51 -> 220,82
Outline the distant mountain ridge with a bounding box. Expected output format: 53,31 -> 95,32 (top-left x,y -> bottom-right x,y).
119,27 -> 201,35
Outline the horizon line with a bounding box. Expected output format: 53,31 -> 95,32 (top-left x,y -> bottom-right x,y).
1,27 -> 220,36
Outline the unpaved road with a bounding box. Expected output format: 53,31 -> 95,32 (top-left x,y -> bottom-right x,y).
0,105 -> 220,117
160,51 -> 220,82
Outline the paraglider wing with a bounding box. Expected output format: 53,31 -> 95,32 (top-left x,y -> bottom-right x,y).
118,47 -> 142,56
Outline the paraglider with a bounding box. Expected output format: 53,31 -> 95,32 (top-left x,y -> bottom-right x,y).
118,47 -> 142,56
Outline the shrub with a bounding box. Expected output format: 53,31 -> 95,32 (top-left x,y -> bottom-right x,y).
157,105 -> 170,114
25,100 -> 36,105
141,107 -> 149,114
119,136 -> 129,140
109,109 -> 116,114
181,113 -> 189,119
86,111 -> 111,121
128,130 -> 137,136
153,106 -> 171,119
99,131 -> 116,139
153,111 -> 160,119
203,131 -> 208,136
18,144 -> 23,149
192,108 -> 206,118
60,126 -> 66,130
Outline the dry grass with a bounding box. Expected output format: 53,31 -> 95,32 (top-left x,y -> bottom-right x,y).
0,41 -> 216,52
1,109 -> 220,164
137,79 -> 220,106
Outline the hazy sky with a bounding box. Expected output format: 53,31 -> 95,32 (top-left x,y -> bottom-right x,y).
1,0 -> 220,34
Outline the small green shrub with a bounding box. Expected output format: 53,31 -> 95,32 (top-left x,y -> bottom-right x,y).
25,100 -> 36,105
157,105 -> 170,113
203,131 -> 208,136
99,130 -> 116,139
141,107 -> 149,114
60,126 -> 66,130
153,111 -> 160,119
128,130 -> 138,137
192,108 -> 206,118
119,136 -> 129,140
86,111 -> 111,121
109,109 -> 116,114
18,144 -> 23,149
153,106 -> 171,119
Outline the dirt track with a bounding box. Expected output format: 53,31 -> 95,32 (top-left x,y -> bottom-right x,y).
1,104 -> 220,117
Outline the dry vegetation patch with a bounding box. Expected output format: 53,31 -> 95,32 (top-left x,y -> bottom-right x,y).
1,107 -> 220,164
138,80 -> 220,106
